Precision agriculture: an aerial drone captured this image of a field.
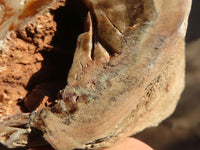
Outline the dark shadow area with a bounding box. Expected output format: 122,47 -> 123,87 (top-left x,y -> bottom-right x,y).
0,144 -> 27,150
23,0 -> 88,111
166,136 -> 200,150
186,0 -> 200,43
51,0 -> 88,51
26,127 -> 50,149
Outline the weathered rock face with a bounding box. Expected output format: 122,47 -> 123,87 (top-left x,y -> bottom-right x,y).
134,38 -> 200,150
0,0 -> 65,117
0,0 -> 191,149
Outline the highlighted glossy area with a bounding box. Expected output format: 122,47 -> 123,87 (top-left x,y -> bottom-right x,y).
18,0 -> 53,20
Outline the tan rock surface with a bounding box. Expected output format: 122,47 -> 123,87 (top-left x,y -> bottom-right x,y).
0,0 -> 191,149
134,38 -> 200,150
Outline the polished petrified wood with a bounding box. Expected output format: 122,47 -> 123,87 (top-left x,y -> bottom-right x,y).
0,0 -> 191,149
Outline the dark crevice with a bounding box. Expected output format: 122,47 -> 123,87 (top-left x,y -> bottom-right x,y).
51,0 -> 88,51
23,0 -> 88,112
98,39 -> 117,56
90,12 -> 98,60
90,10 -> 117,57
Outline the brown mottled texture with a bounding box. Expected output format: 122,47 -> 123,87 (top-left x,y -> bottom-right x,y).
0,0 -> 191,149
0,0 -> 65,117
0,13 -> 56,116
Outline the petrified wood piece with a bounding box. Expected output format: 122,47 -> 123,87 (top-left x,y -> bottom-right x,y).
0,0 -> 191,149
